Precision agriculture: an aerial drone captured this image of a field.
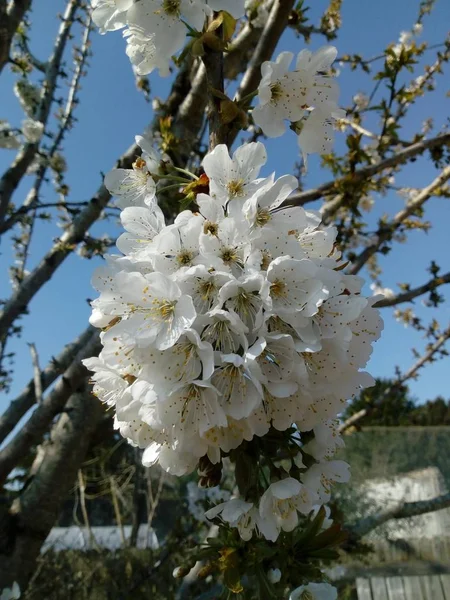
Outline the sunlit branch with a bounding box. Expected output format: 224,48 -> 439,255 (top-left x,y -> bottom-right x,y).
0,0 -> 32,74
340,325 -> 450,433
282,133 -> 450,215
0,324 -> 96,445
348,165 -> 450,275
374,271 -> 450,308
347,490 -> 450,542
0,0 -> 82,229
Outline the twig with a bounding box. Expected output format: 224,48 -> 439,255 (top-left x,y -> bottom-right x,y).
281,133 -> 450,212
348,165 -> 450,275
0,0 -> 83,228
347,490 -> 450,541
1,12 -> 93,236
340,325 -> 450,433
374,272 -> 450,308
78,469 -> 98,550
110,476 -> 126,548
27,342 -> 42,404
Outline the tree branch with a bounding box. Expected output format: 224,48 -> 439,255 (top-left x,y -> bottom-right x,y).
281,133 -> 450,214
347,491 -> 450,542
340,325 -> 450,433
0,0 -> 82,229
374,272 -> 450,308
0,12 -> 93,236
0,324 -> 95,445
0,385 -> 104,591
0,0 -> 32,74
202,16 -> 226,149
0,330 -> 101,484
27,342 -> 42,405
348,165 -> 450,275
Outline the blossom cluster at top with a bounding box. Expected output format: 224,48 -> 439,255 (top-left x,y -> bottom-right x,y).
84,136 -> 382,544
252,47 -> 345,165
90,1 -> 344,166
91,0 -> 247,75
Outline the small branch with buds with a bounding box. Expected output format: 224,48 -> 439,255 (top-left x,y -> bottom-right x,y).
374,271 -> 450,308
340,325 -> 450,433
348,165 -> 450,275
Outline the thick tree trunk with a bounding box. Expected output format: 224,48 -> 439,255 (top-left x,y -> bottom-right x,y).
0,387 -> 104,592
0,0 -> 32,75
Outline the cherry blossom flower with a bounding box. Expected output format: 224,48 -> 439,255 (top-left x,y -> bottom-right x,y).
290,582 -> 338,600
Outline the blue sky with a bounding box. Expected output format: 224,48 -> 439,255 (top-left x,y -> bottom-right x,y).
0,0 -> 449,421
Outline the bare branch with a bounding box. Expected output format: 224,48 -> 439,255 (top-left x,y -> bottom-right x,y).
0,12 -> 93,236
27,342 -> 42,405
0,0 -> 82,228
348,165 -> 450,275
0,330 -> 101,484
0,324 -> 95,444
202,16 -> 226,149
0,0 -> 32,74
281,133 -> 450,213
347,491 -> 450,541
0,143 -> 139,342
340,325 -> 450,433
374,272 -> 450,308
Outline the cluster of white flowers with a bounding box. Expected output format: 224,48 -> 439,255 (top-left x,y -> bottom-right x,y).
290,582 -> 337,600
252,47 -> 345,165
0,118 -> 44,150
91,0 -> 246,76
245,0 -> 269,28
14,80 -> 42,119
0,582 -> 20,600
87,7 -> 381,595
84,137 -> 382,545
0,81 -> 45,151
0,121 -> 20,150
392,22 -> 423,59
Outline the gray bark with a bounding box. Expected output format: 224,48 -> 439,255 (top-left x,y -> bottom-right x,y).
0,324 -> 96,444
0,331 -> 101,484
0,386 -> 104,591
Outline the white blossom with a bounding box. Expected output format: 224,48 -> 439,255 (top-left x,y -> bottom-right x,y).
252,47 -> 344,164
259,478 -> 318,541
21,119 -> 44,143
91,0 -> 133,33
85,139 -> 381,537
290,582 -> 337,600
267,568 -> 282,584
0,121 -> 20,149
104,134 -> 164,208
0,583 -> 20,600
205,498 -> 261,541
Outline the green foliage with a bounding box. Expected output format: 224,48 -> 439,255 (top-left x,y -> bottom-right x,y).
344,377 -> 450,426
25,548 -> 181,600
